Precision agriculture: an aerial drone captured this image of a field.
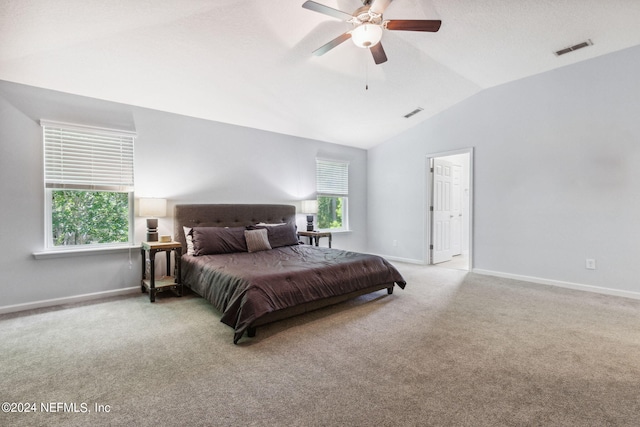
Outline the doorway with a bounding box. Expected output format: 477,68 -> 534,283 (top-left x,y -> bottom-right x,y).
426,148 -> 473,270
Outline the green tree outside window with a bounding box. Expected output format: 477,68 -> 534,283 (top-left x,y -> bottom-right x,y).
51,190 -> 130,246
317,196 -> 343,229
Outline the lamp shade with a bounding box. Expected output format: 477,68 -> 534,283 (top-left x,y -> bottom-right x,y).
139,198 -> 167,217
301,200 -> 318,214
351,24 -> 383,48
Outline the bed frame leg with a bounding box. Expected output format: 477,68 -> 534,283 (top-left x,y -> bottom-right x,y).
247,327 -> 256,338
387,286 -> 394,295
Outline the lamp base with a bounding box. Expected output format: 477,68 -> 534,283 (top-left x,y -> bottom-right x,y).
306,215 -> 314,232
146,218 -> 159,242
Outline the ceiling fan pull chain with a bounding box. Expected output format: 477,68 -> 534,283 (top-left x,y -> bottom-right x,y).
365,52 -> 369,90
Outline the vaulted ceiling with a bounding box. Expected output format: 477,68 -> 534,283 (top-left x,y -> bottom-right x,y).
2,0 -> 639,148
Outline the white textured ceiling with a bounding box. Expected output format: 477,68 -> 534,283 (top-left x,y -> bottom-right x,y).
1,0 -> 640,149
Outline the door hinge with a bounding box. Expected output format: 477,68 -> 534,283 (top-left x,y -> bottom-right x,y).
429,244 -> 434,250
430,206 -> 434,211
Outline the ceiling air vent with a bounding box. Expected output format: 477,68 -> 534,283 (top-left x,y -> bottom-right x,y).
555,39 -> 593,56
404,107 -> 424,119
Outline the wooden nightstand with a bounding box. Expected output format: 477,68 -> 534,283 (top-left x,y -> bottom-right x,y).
140,241 -> 182,302
297,231 -> 332,248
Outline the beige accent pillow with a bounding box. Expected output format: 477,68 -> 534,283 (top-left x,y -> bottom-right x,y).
244,228 -> 272,253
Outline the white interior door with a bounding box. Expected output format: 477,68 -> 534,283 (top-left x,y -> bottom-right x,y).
432,158 -> 453,264
450,164 -> 462,256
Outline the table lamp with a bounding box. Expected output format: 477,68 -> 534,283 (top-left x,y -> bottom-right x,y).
139,198 -> 167,242
301,199 -> 318,231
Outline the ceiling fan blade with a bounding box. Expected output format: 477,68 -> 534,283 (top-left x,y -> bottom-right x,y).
370,42 -> 388,65
385,19 -> 442,32
312,32 -> 352,56
302,1 -> 353,21
369,0 -> 393,15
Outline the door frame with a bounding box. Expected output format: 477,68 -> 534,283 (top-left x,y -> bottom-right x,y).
425,147 -> 474,269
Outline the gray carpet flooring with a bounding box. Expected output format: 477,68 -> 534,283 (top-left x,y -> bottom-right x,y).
1,264 -> 639,426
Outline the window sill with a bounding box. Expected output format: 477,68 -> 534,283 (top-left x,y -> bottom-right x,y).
33,244 -> 140,260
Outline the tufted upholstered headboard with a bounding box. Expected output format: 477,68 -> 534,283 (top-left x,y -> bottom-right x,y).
174,204 -> 297,253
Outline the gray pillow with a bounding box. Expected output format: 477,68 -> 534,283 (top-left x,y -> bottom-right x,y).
192,227 -> 248,255
248,223 -> 298,248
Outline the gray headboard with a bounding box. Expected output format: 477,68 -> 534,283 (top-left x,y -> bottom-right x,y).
174,204 -> 297,252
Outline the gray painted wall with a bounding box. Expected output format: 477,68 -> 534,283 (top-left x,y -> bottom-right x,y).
368,45 -> 640,297
3,43 -> 639,311
0,82 -> 367,310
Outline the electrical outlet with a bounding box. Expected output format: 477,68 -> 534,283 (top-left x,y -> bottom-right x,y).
585,259 -> 596,270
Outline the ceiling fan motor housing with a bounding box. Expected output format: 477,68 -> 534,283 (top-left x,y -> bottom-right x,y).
352,5 -> 383,25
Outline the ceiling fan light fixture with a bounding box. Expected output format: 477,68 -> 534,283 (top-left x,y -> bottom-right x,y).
351,23 -> 383,48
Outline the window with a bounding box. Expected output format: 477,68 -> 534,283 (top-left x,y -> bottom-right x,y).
42,121 -> 135,249
316,158 -> 349,231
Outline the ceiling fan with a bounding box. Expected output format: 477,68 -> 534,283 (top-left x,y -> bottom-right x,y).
302,0 -> 442,65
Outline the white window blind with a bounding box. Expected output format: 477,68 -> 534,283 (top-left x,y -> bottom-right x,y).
316,158 -> 349,196
41,121 -> 135,191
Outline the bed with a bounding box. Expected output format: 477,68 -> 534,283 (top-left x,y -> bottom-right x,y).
174,204 -> 406,344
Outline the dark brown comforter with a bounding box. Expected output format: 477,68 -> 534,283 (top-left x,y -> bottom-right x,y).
182,245 -> 406,343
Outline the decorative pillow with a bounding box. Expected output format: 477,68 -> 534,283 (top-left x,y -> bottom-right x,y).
183,226 -> 195,255
191,227 -> 248,256
244,229 -> 272,253
248,223 -> 298,248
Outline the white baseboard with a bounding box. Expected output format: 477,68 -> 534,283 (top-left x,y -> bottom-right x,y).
472,269 -> 640,301
372,254 -> 425,265
6,269 -> 636,315
0,287 -> 140,315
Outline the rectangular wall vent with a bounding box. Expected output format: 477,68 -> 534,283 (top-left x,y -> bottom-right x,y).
404,107 -> 424,118
555,39 -> 593,56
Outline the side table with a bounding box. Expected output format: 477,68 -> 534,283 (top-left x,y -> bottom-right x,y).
297,231 -> 332,248
141,241 -> 182,302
